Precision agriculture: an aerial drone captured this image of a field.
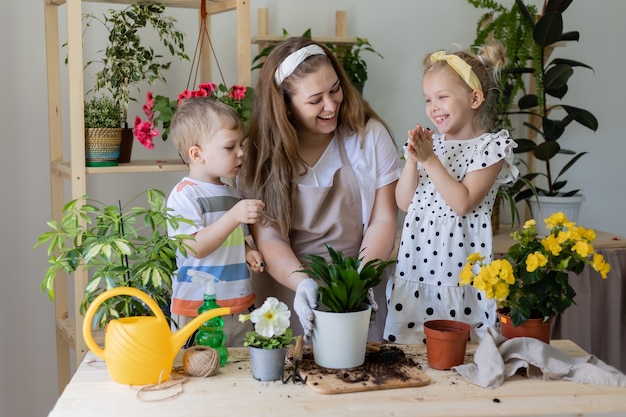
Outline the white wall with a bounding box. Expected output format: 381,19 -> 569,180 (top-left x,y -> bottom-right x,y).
2,1 -> 624,416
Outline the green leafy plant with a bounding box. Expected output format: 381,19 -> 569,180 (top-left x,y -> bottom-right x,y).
460,212 -> 610,327
83,96 -> 124,128
251,29 -> 383,92
469,0 -> 538,130
84,2 -> 188,121
239,297 -> 295,349
506,0 -> 598,197
329,38 -> 383,93
34,189 -> 194,329
298,245 -> 395,313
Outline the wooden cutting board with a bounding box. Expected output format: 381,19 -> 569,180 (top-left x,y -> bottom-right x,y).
286,344 -> 431,395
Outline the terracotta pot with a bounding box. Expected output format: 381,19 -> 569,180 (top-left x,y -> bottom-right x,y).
423,320 -> 471,370
249,347 -> 286,381
498,310 -> 554,344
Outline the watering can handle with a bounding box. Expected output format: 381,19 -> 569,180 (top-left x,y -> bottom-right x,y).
82,287 -> 166,359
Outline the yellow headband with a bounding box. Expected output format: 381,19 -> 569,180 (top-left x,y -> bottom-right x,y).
430,51 -> 482,92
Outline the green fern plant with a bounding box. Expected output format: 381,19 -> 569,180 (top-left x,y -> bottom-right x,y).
298,245 -> 395,313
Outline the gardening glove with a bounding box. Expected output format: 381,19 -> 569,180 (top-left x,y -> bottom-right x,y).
294,278 -> 318,340
366,287 -> 378,323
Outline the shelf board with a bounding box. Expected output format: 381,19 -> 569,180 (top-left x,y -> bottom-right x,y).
252,35 -> 367,46
51,159 -> 187,177
56,317 -> 104,349
50,0 -> 238,11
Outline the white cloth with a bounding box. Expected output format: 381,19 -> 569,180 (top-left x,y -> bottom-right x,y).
299,119 -> 400,234
452,328 -> 626,388
384,130 -> 518,344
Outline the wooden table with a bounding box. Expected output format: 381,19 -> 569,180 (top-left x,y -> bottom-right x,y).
48,341 -> 626,417
494,229 -> 626,373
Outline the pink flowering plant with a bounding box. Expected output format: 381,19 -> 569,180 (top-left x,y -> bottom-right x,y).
133,82 -> 254,149
459,212 -> 611,327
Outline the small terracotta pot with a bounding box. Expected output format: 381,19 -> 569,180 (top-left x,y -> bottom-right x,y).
498,311 -> 554,344
424,320 -> 471,370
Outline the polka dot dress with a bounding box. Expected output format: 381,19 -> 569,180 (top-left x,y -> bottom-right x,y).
384,130 -> 518,344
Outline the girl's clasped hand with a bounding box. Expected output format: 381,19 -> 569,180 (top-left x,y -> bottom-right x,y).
406,124 -> 434,164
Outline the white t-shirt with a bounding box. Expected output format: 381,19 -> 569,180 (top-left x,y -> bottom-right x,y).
299,119 -> 401,231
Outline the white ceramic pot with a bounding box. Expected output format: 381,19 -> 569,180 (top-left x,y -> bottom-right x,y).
312,304 -> 372,369
528,195 -> 585,236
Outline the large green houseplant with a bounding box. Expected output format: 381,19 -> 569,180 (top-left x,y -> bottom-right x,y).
511,0 -> 599,198
34,189 -> 193,329
468,0 -> 598,196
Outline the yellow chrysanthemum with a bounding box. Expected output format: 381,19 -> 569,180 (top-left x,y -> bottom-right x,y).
573,241 -> 592,258
459,263 -> 474,285
545,212 -> 567,230
498,259 -> 515,284
492,281 -> 510,302
467,252 -> 484,263
542,234 -> 562,256
526,251 -> 548,272
523,219 -> 536,229
592,253 -> 611,278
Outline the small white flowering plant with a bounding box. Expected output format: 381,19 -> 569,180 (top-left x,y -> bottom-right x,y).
239,297 -> 295,349
460,212 -> 611,328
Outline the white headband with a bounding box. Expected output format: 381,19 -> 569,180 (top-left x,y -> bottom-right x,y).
274,44 -> 326,86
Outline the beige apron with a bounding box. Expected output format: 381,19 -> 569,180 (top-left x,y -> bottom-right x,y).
252,141 -> 388,341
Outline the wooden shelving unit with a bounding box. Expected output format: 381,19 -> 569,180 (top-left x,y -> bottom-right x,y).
43,0 -> 250,392
44,1 -> 368,393
251,8 -> 366,54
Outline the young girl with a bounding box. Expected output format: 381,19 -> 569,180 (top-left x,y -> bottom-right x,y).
384,43 -> 519,344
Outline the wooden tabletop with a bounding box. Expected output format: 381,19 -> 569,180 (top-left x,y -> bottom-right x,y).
47,340 -> 626,417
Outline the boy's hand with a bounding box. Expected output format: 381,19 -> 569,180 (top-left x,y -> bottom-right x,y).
245,250 -> 265,273
233,199 -> 265,224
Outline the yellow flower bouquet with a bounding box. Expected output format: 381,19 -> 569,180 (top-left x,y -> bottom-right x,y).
460,212 -> 611,327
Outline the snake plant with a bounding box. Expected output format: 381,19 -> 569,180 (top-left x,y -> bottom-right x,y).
299,245 -> 395,313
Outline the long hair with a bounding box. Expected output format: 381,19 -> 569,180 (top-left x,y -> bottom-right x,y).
241,37 -> 390,239
423,42 -> 507,133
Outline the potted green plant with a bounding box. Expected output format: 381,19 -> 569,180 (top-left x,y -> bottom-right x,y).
460,212 -> 610,343
298,245 -> 395,369
239,297 -> 295,381
83,2 -> 188,158
83,95 -> 124,167
34,188 -> 194,329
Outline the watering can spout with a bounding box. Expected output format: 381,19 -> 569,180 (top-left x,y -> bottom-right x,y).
171,306 -> 231,352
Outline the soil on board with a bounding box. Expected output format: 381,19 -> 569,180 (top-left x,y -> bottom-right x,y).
286,344 -> 431,393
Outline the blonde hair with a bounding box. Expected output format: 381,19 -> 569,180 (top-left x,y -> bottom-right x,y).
169,97 -> 242,164
423,42 -> 507,132
241,37 -> 392,239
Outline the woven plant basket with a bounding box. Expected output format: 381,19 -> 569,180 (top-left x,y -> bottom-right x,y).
85,128 -> 123,167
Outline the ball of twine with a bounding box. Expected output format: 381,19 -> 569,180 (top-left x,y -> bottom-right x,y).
183,345 -> 220,377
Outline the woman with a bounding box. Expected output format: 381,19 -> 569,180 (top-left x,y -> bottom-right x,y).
241,37 -> 400,340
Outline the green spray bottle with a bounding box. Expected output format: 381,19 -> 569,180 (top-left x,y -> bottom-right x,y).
191,272 -> 229,366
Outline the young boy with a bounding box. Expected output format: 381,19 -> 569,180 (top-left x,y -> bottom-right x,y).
166,96 -> 265,346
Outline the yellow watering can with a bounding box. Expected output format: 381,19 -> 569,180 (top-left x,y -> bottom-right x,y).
83,287 -> 230,385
